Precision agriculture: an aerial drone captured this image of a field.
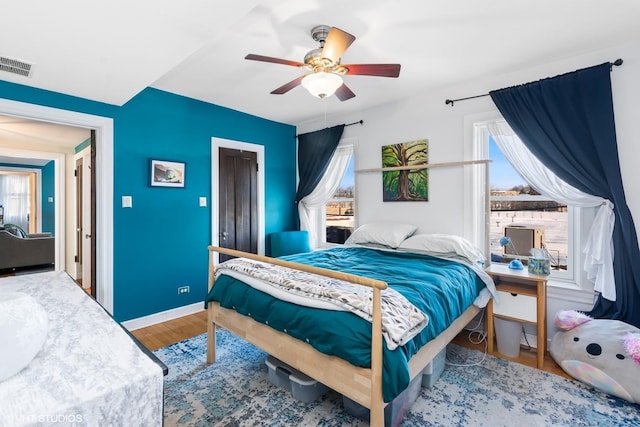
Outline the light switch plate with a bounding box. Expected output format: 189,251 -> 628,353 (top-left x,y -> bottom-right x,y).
199,196 -> 207,207
122,195 -> 133,208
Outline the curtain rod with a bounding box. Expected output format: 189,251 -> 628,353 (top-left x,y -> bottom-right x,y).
295,119 -> 363,138
444,58 -> 623,107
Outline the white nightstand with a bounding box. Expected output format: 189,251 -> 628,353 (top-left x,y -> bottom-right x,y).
485,263 -> 548,368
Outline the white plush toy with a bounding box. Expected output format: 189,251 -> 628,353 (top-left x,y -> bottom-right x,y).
550,310 -> 640,403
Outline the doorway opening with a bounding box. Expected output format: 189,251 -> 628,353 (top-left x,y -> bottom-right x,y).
0,98 -> 114,313
74,133 -> 96,296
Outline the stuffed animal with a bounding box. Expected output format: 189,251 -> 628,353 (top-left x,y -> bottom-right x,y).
550,310 -> 640,403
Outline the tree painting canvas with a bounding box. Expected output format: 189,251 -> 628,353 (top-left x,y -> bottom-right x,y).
382,139 -> 428,201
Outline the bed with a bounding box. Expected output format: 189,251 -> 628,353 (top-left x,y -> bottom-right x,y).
205,225 -> 496,427
0,271 -> 164,427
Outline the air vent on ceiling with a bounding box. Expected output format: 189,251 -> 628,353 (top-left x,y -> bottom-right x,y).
0,56 -> 34,77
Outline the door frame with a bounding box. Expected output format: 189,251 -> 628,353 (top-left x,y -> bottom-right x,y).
211,137 -> 265,261
0,98 -> 114,314
75,155 -> 84,283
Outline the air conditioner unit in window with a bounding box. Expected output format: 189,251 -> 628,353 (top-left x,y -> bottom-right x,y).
504,225 -> 544,258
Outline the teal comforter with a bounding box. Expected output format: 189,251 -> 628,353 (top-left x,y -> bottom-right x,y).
205,247 -> 486,401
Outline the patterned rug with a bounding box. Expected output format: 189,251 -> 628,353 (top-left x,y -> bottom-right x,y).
154,330 -> 640,426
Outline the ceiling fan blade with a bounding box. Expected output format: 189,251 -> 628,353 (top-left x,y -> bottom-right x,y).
321,27 -> 356,64
335,83 -> 356,101
270,75 -> 305,95
245,54 -> 305,68
342,64 -> 401,78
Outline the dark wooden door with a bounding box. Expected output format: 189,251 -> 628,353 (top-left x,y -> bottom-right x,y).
218,147 -> 258,262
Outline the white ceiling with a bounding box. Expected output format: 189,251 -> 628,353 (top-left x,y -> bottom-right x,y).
1,0 -> 639,129
0,116 -> 90,149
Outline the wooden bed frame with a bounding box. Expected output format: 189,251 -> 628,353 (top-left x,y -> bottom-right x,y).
206,246 -> 480,427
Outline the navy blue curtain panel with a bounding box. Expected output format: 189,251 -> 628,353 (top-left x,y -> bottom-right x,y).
490,62 -> 640,328
294,124 -> 345,203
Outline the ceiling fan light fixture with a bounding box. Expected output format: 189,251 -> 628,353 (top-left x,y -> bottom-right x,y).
301,72 -> 342,98
245,25 -> 399,101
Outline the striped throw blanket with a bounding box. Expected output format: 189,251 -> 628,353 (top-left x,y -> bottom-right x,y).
216,257 -> 428,350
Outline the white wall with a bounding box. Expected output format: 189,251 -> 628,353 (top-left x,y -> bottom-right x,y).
296,40 -> 640,339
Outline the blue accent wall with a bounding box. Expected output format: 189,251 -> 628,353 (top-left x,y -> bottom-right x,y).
75,137 -> 91,154
0,81 -> 297,321
41,161 -> 55,234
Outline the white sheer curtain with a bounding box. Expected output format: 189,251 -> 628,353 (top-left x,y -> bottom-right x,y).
0,174 -> 30,231
298,145 -> 352,248
488,121 -> 616,300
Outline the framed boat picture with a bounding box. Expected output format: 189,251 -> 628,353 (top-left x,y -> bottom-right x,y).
150,159 -> 185,188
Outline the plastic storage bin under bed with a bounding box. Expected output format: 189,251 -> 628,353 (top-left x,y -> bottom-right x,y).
265,346 -> 448,426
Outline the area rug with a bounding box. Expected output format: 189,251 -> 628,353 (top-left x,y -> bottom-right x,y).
154,330 -> 640,426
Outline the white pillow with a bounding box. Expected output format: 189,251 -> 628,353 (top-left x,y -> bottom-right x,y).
398,233 -> 485,264
345,223 -> 417,249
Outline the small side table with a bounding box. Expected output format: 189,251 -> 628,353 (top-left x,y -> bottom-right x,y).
485,263 -> 548,369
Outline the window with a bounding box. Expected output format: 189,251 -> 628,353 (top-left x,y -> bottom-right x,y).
488,136 -> 573,279
323,149 -> 355,244
470,120 -> 578,283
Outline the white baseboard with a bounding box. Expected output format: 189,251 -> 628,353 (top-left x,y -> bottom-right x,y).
122,301 -> 205,331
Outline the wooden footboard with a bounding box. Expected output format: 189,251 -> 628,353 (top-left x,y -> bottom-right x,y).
205,246 -> 479,427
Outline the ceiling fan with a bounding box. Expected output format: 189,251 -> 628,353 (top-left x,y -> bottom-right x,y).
245,25 -> 401,101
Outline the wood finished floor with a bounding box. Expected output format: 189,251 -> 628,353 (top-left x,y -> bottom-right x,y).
131,310 -> 570,379
132,310 -> 209,351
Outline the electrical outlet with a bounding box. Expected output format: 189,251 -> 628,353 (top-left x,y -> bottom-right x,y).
177,286 -> 190,295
